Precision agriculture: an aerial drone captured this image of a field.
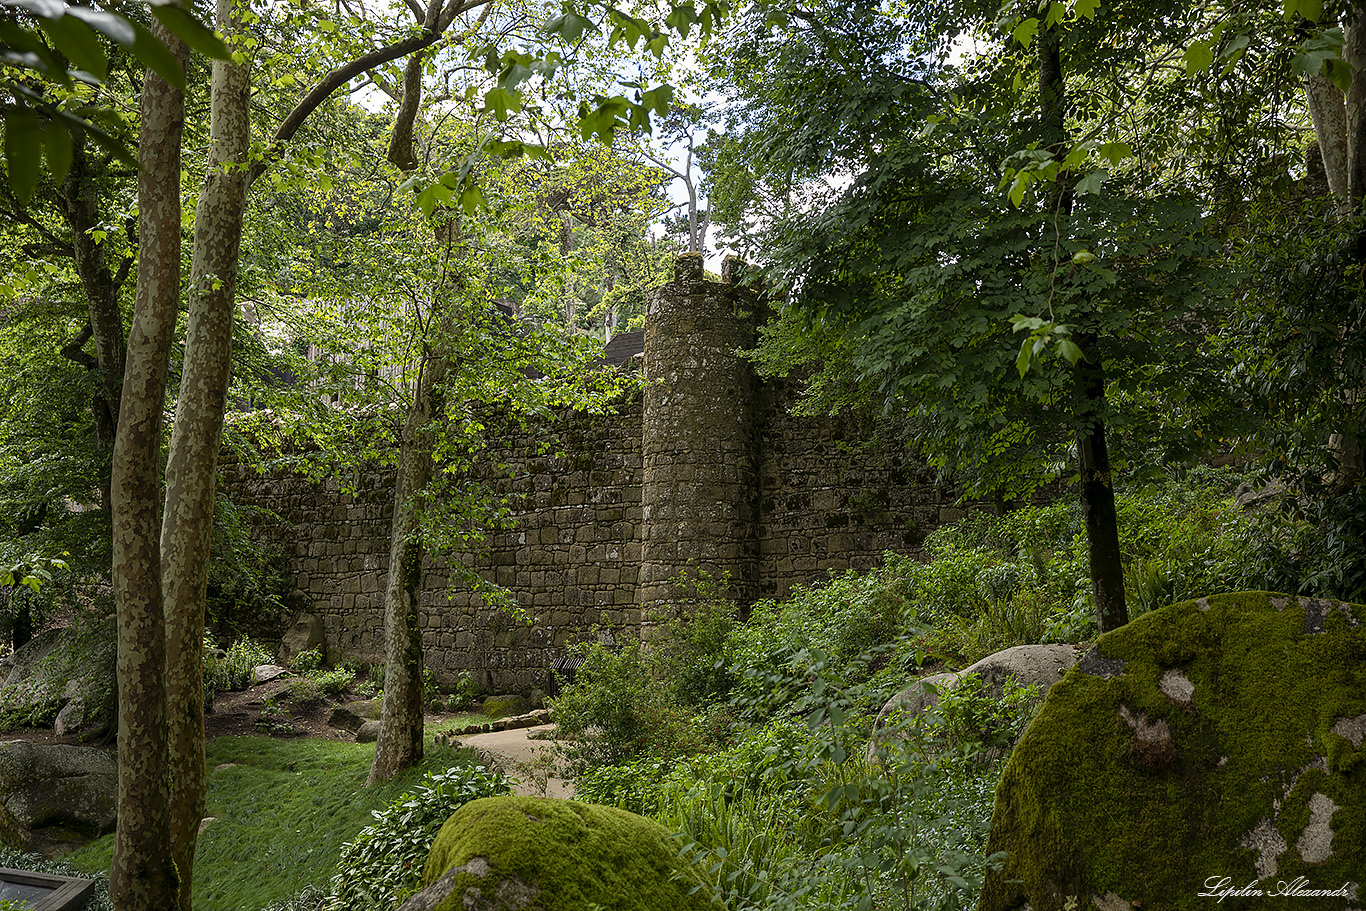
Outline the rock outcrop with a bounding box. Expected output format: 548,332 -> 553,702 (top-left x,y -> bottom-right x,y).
871,643 -> 1080,758
0,617 -> 117,738
978,592 -> 1366,911
0,741 -> 117,854
403,795 -> 716,911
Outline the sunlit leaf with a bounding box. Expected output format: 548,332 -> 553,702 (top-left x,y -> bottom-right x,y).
4,108 -> 42,203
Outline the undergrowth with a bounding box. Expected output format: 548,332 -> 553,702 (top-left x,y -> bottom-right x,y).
61,735 -> 496,911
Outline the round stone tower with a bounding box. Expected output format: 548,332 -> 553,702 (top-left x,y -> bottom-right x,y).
638,254 -> 761,627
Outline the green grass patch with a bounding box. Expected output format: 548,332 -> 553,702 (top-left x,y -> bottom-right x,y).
62,734 -> 496,911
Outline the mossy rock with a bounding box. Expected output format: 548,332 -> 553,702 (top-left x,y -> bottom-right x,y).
482,695 -> 528,720
978,592 -> 1366,911
412,795 -> 716,911
1,617 -> 116,736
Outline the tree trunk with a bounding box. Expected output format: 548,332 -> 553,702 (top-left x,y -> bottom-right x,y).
162,1 -> 251,904
368,215 -> 460,785
366,359 -> 440,784
1304,73 -> 1350,210
1075,346 -> 1128,633
1038,22 -> 1128,633
59,136 -> 126,454
109,23 -> 188,911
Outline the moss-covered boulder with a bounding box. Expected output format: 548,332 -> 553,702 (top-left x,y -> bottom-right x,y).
482,694 -> 528,720
979,592 -> 1366,911
0,617 -> 116,737
406,795 -> 715,911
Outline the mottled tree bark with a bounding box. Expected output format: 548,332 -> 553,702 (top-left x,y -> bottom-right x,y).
109,23 -> 187,911
162,1 -> 251,904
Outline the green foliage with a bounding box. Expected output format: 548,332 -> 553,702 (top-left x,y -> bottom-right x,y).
204,636 -> 274,703
291,646 -> 323,674
328,764 -> 510,911
550,641 -> 720,773
63,737 -> 496,911
313,668 -> 355,700
582,650 -> 1038,911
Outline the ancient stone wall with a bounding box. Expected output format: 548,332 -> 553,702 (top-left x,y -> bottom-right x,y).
221,257 -> 989,692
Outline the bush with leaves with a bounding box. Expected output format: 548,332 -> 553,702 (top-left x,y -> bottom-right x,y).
549,641 -> 725,774
627,646 -> 1037,911
204,635 -> 274,702
327,764 -> 510,910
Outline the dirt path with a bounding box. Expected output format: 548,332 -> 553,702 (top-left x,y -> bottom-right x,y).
456,724 -> 573,798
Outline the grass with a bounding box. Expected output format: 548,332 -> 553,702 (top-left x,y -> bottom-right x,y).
62,734 -> 495,911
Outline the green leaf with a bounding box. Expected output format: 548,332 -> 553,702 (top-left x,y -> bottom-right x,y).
5,109 -> 42,203
1011,17 -> 1038,49
543,11 -> 596,43
483,86 -> 522,120
1284,0 -> 1322,22
1016,336 -> 1033,378
1057,338 -> 1083,365
1072,0 -> 1099,20
458,183 -> 486,215
43,119 -> 72,182
64,7 -> 136,48
1098,141 -> 1132,166
39,14 -> 108,81
1043,2 -> 1066,28
131,20 -> 185,88
665,3 -> 697,39
1074,170 -> 1106,195
1324,57 -> 1353,92
1184,40 -> 1214,76
151,4 -> 231,61
498,62 -> 533,92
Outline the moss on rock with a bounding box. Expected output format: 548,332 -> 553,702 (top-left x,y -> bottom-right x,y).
481,695 -> 528,720
417,795 -> 716,911
978,592 -> 1366,911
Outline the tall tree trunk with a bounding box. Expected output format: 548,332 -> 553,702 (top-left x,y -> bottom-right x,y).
1038,22 -> 1128,632
367,352 -> 443,784
109,23 -> 187,911
368,215 -> 460,785
59,136 -> 127,454
1075,342 -> 1127,633
162,1 -> 251,904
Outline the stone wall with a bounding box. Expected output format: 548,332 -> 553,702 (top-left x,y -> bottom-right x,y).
222,256 -> 989,692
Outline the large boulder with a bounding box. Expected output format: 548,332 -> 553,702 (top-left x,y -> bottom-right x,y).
0,741 -> 117,855
329,697 -> 382,733
277,612 -> 326,667
0,617 -> 117,738
979,593 -> 1366,911
402,795 -> 716,911
871,644 -> 1080,757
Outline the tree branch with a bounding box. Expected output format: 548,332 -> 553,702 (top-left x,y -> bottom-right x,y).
249,0 -> 489,187
60,322 -> 98,369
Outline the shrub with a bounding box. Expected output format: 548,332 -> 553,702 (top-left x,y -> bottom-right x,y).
291,646 -> 323,674
313,668 -> 354,699
204,635 -> 274,701
327,764 -> 509,910
659,649 -> 1037,911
